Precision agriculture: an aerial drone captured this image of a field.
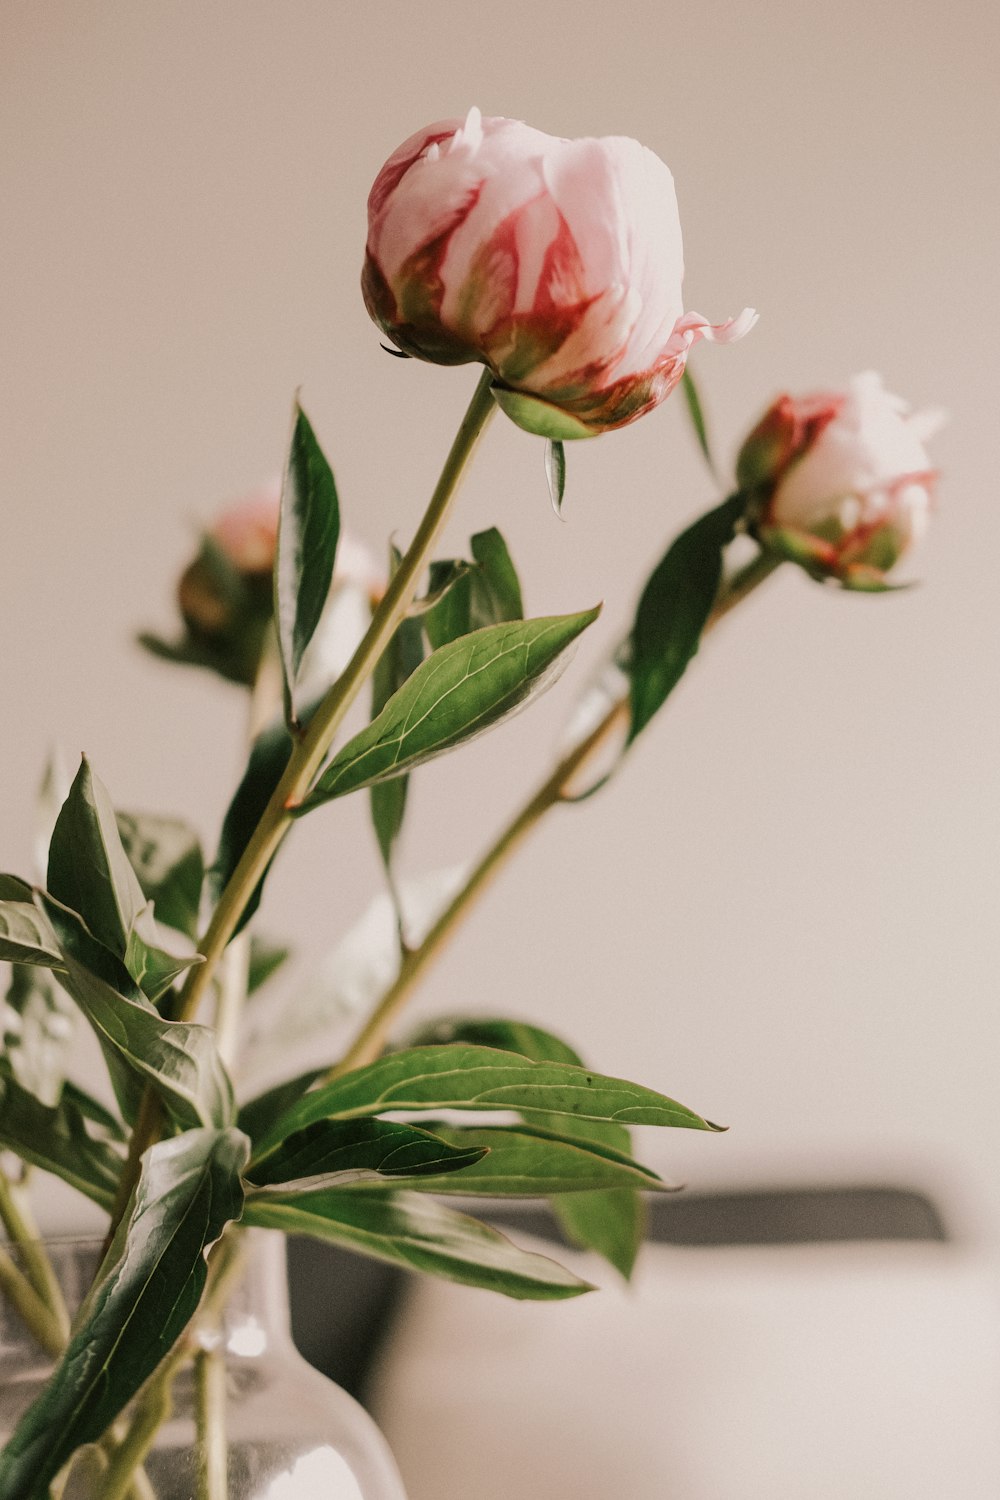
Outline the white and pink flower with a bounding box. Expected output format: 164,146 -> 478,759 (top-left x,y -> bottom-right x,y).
738,372 -> 945,587
363,108 -> 756,438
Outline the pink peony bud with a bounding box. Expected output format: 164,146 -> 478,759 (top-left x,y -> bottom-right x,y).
738,372 -> 945,588
363,107 -> 756,439
209,486 -> 281,575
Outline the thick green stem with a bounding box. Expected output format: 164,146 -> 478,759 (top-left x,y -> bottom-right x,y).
331,549 -> 782,1074
195,1345 -> 228,1500
0,1243 -> 66,1358
0,1173 -> 70,1343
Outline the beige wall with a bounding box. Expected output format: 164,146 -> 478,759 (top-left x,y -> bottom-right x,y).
2,1 -> 998,1237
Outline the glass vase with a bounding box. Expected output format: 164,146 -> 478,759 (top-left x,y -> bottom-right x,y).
0,1231 -> 408,1498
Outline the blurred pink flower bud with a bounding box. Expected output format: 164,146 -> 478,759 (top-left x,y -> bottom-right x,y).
209,486 -> 281,575
363,107 -> 756,439
738,372 -> 945,588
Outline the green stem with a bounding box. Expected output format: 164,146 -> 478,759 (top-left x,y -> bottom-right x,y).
0,1173 -> 70,1343
0,1243 -> 65,1358
332,549 -> 782,1074
195,1345 -> 228,1500
176,366 -> 497,1031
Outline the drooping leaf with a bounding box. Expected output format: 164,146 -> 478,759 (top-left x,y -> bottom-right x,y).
680,366 -> 717,477
0,1128 -> 248,1498
243,1187 -> 591,1300
298,609 -> 600,810
116,811 -> 204,940
545,439 -> 567,516
0,901 -> 63,968
38,894 -> 234,1131
553,1187 -> 648,1280
251,1043 -> 719,1162
245,1117 -> 487,1188
0,1061 -> 122,1209
628,493 -> 746,744
275,404 -> 340,724
393,1122 -> 667,1197
2,963 -> 75,1104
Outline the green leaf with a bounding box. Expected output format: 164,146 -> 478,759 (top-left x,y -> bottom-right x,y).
369,554 -> 426,876
470,528 -> 524,622
0,1062 -> 122,1209
46,759 -> 198,1002
47,758 -> 148,958
2,964 -> 75,1104
396,1122 -> 666,1197
545,439 -> 566,516
276,403 -> 340,723
237,1067 -> 323,1146
210,712 -> 296,935
553,1188 -> 647,1280
681,366 -> 717,478
409,1017 -> 649,1275
628,493 -> 746,744
251,1043 -> 719,1161
0,1127 -> 248,1498
298,609 -> 600,810
0,874 -> 33,902
245,1117 -> 487,1188
247,937 -> 291,995
116,811 -> 204,940
0,901 -> 63,968
243,1187 -> 591,1300
38,895 -> 234,1132
422,560 -> 474,649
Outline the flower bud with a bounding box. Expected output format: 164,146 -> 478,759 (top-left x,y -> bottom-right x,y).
738,372 -> 945,588
363,108 -> 756,438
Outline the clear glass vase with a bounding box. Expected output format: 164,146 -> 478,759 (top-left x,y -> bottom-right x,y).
0,1231 -> 408,1499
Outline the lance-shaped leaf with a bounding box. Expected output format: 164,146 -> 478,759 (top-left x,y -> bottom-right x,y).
628,493 -> 746,744
38,895 -> 234,1131
410,1016 -> 648,1276
245,1117 -> 487,1188
0,1127 -> 248,1499
390,1122 -> 669,1197
116,811 -> 205,940
243,1187 -> 591,1301
0,1063 -> 123,1209
297,608 -> 600,810
276,403 -> 340,723
0,874 -> 33,901
47,758 -> 199,1002
0,901 -> 63,968
251,1044 -> 719,1162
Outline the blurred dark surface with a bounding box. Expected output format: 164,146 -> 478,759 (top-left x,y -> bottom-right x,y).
287,1184 -> 948,1402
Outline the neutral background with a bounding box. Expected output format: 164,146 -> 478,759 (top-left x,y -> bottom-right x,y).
2,0 -> 998,1258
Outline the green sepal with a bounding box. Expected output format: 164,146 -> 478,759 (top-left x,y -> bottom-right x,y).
490,385 -> 595,441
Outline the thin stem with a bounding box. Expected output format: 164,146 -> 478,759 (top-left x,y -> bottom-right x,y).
195,1346 -> 228,1500
0,1172 -> 70,1343
0,1242 -> 66,1358
331,550 -> 782,1074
